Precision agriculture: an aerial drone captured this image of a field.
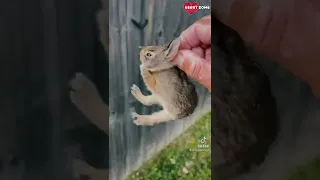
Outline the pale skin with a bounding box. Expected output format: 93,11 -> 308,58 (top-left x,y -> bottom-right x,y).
171,15 -> 211,92
173,1 -> 320,97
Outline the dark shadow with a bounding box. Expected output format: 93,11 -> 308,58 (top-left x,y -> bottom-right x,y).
0,0 -> 109,179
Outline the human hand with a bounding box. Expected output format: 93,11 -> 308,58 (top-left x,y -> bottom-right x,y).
171,15 -> 211,92
212,0 -> 320,97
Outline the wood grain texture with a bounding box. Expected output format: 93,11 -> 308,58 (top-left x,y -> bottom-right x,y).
109,0 -> 211,179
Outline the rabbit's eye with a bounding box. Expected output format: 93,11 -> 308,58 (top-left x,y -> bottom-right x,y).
146,52 -> 152,57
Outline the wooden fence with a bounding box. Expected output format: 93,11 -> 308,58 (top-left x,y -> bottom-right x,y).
109,0 -> 211,179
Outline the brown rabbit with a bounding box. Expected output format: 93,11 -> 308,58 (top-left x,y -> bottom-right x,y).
130,39 -> 198,126
210,15 -> 278,179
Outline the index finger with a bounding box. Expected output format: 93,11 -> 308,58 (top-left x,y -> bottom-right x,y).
179,15 -> 211,50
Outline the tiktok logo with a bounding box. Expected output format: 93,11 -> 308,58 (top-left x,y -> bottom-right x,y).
200,136 -> 206,144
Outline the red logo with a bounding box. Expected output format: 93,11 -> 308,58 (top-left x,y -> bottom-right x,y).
183,2 -> 199,14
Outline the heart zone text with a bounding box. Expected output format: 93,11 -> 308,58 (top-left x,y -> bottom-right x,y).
184,5 -> 210,10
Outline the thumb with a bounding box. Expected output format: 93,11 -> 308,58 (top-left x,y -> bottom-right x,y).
172,50 -> 211,92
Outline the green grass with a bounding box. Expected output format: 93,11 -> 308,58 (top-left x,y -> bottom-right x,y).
126,112 -> 211,180
288,156 -> 320,180
125,111 -> 320,180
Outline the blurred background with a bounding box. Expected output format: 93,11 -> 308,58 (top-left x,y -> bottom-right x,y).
1,0 -> 319,179
108,0 -> 211,179
0,0 -> 108,179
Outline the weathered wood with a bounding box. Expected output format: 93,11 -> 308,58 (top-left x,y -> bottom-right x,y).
109,0 -> 211,179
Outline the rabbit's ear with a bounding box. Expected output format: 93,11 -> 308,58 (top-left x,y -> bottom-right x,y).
164,38 -> 180,60
138,46 -> 144,49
